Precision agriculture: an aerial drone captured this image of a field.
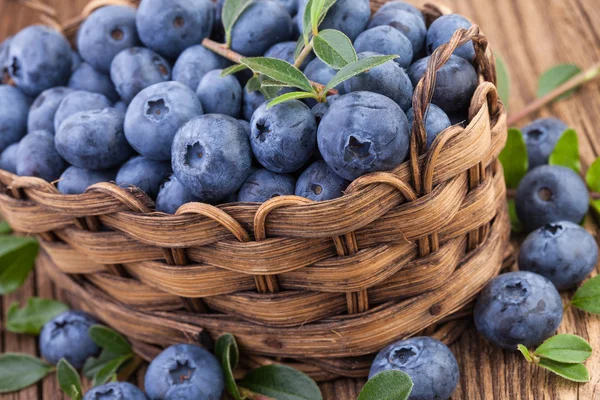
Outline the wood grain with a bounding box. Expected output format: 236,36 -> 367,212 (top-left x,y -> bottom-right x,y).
1,0 -> 600,399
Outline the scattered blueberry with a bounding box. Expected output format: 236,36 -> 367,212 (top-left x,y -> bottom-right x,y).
54,90 -> 112,133
28,87 -> 73,134
0,143 -> 19,174
375,1 -> 425,22
57,166 -> 117,195
368,9 -> 427,57
297,0 -> 370,41
295,160 -> 349,201
196,69 -> 242,117
172,45 -> 231,91
521,118 -> 568,170
68,62 -> 119,102
155,174 -> 201,214
238,168 -> 296,202
264,41 -> 314,69
83,382 -> 148,400
354,26 -> 414,69
0,84 -> 30,152
16,130 -> 66,182
426,14 -> 475,60
116,156 -> 171,199
406,104 -> 451,149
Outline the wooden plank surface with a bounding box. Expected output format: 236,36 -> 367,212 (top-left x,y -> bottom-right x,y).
1,0 -> 600,399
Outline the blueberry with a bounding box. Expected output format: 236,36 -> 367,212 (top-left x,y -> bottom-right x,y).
6,26 -> 72,96
408,55 -> 478,114
28,87 -> 74,134
144,343 -> 224,400
264,41 -> 314,69
237,119 -> 250,137
171,114 -> 252,201
297,0 -> 370,41
238,168 -> 295,202
16,130 -> 66,182
0,36 -> 12,77
242,89 -> 266,121
448,110 -> 468,126
58,166 -> 117,194
406,104 -> 451,149
368,9 -> 427,57
136,0 -> 214,59
172,45 -> 231,91
83,382 -> 147,400
474,271 -> 563,350
165,383 -> 205,400
71,50 -> 83,72
54,90 -> 112,133
277,0 -> 298,16
0,143 -> 19,174
114,100 -> 128,115
196,69 -> 242,117
368,337 -> 459,400
250,100 -> 317,173
304,58 -> 343,92
295,160 -> 349,201
69,62 -> 119,102
311,95 -> 339,125
116,156 -> 171,199
375,1 -> 425,22
125,81 -> 203,160
0,85 -> 30,152
39,311 -> 100,369
426,14 -> 475,61
231,0 -> 293,57
354,26 -> 414,69
521,118 -> 568,170
343,52 -> 413,112
156,174 -> 201,213
56,108 -> 133,170
110,47 -> 171,104
515,165 -> 589,231
318,91 -> 410,181
77,5 -> 140,73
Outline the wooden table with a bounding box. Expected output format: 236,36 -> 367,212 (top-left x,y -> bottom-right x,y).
2,0 -> 600,398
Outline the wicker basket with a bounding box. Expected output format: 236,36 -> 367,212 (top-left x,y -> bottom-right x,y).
0,0 -> 509,381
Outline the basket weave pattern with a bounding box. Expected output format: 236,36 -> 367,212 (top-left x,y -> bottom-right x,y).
0,1 -> 509,380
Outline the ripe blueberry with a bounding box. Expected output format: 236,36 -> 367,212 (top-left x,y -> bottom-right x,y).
426,14 -> 475,60
54,90 -> 112,133
57,166 -> 118,195
295,160 -> 349,201
68,62 -> 119,102
406,104 -> 451,149
354,26 -> 414,69
28,87 -> 73,134
155,174 -> 201,214
368,9 -> 427,57
375,1 -> 425,22
196,69 -> 242,118
83,382 -> 147,400
521,118 -> 568,170
238,168 -> 296,202
0,84 -> 31,152
16,130 -> 66,182
0,143 -> 19,174
116,156 -> 171,199
172,45 -> 231,91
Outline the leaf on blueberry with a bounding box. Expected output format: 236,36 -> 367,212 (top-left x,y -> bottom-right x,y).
222,0 -> 255,47
0,353 -> 54,394
585,156 -> 600,192
571,275 -> 600,314
246,76 -> 263,93
0,235 -> 39,295
538,358 -> 590,383
549,129 -> 581,173
240,57 -> 315,93
216,333 -> 242,400
537,64 -> 582,100
6,297 -> 69,335
240,365 -> 323,400
57,358 -> 83,400
499,128 -> 528,189
313,29 -> 357,69
495,53 -> 510,110
357,370 -> 413,400
88,325 -> 132,356
268,92 -> 319,108
324,54 -> 397,92
534,334 -> 592,364
221,64 -> 249,78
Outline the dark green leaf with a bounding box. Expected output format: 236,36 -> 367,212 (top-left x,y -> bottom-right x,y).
268,92 -> 319,108
537,64 -> 582,100
240,364 -> 323,400
591,200 -> 600,221
508,199 -> 524,233
549,129 -> 580,173
538,358 -> 590,383
6,297 -> 69,335
0,235 -> 39,295
83,349 -> 120,379
325,55 -> 397,92
0,353 -> 54,394
534,334 -> 592,364
518,344 -> 533,363
499,128 -> 528,188
357,370 -> 413,400
313,29 -> 357,69
222,0 -> 254,47
221,64 -> 249,77
585,157 -> 600,192
495,53 -> 510,109
240,57 -> 315,93
0,221 -> 11,234
216,334 -> 241,400
246,76 -> 262,93
260,85 -> 281,100
572,275 -> 600,314
92,354 -> 132,387
57,359 -> 83,400
88,325 -> 132,356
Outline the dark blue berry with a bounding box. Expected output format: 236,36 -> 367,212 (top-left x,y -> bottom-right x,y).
238,168 -> 296,202
295,160 -> 349,201
116,156 -> 171,199
16,130 -> 66,182
406,104 -> 451,149
57,166 -> 117,195
354,26 -> 414,68
155,174 -> 201,214
196,69 -> 242,117
54,90 -> 112,133
0,85 -> 30,152
521,118 -> 568,170
28,87 -> 73,134
83,382 -> 147,400
172,45 -> 231,91
68,62 -> 119,102
426,14 -> 475,60
368,9 -> 427,57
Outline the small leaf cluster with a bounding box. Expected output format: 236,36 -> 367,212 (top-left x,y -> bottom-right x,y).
358,370 -> 413,400
0,221 -> 39,295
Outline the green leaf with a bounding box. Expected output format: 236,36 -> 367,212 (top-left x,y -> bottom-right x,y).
538,358 -> 590,383
495,53 -> 510,109
0,235 -> 39,295
294,36 -> 305,61
325,55 -> 397,92
534,334 -> 592,364
240,364 -> 323,400
313,29 -> 357,69
222,0 -> 254,47
221,64 -> 249,77
57,359 -> 83,400
0,353 -> 54,394
83,349 -> 120,379
357,370 -> 413,400
549,129 -> 581,173
92,354 -> 132,387
537,64 -> 582,100
591,199 -> 600,221
88,325 -> 132,356
499,128 -> 528,189
6,297 -> 69,335
302,0 -> 314,44
216,334 -> 241,400
268,92 -> 319,108
261,78 -> 292,87
260,85 -> 281,100
572,275 -> 600,314
585,157 -> 600,192
240,57 -> 315,93
310,0 -> 326,33
246,76 -> 262,93
0,221 -> 11,234
518,344 -> 533,363
507,199 -> 524,233
317,0 -> 337,27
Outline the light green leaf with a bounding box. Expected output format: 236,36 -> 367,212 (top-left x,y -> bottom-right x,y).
246,76 -> 262,93
268,92 -> 319,108
6,297 -> 69,335
92,354 -> 132,387
507,199 -> 524,233
313,29 -> 357,69
261,78 -> 292,87
221,64 -> 249,77
534,334 -> 592,364
260,86 -> 281,100
585,157 -> 600,192
317,0 -> 337,27
572,275 -> 600,314
83,349 -> 120,379
0,235 -> 39,295
216,334 -> 241,400
549,129 -> 581,173
88,325 -> 132,356
0,353 -> 54,394
537,64 -> 582,100
358,370 -> 413,400
294,36 -> 306,61
499,128 -> 528,188
538,358 -> 590,383
240,365 -> 323,400
302,0 -> 314,44
240,57 -> 315,93
57,359 -> 83,400
222,0 -> 254,47
495,53 -> 510,109
310,0 -> 326,33
0,221 -> 11,234
325,55 -> 397,92
518,344 -> 533,363
591,200 -> 600,221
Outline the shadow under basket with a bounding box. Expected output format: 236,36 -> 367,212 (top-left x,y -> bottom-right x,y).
0,1 -> 510,381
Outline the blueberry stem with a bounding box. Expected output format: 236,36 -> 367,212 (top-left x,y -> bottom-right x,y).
294,39 -> 314,69
238,387 -> 277,400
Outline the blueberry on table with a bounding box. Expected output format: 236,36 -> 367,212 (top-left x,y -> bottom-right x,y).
368,336 -> 459,400
155,174 -> 201,214
318,91 -> 410,181
354,26 -> 414,69
172,45 -> 231,91
116,156 -> 171,199
474,271 -> 563,350
136,0 -> 214,59
39,311 -> 100,369
28,87 -> 73,134
426,14 -> 475,61
521,117 -> 568,170
297,0 -> 370,42
16,130 -> 66,182
69,62 -> 119,102
171,114 -> 252,202
406,104 -> 452,150
125,81 -> 203,161
77,5 -> 140,74
0,143 -> 19,174
519,221 -> 598,290
144,344 -> 224,400
0,84 -> 30,152
515,165 -> 589,231
53,90 -> 113,133
264,41 -> 314,69
374,1 -> 425,22
83,382 -> 148,400
196,69 -> 242,118
238,168 -> 296,202
57,166 -> 118,195
295,160 -> 349,201
368,9 -> 427,57
6,25 -> 72,97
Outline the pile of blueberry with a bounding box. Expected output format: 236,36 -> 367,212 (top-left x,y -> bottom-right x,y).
0,0 -> 478,215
